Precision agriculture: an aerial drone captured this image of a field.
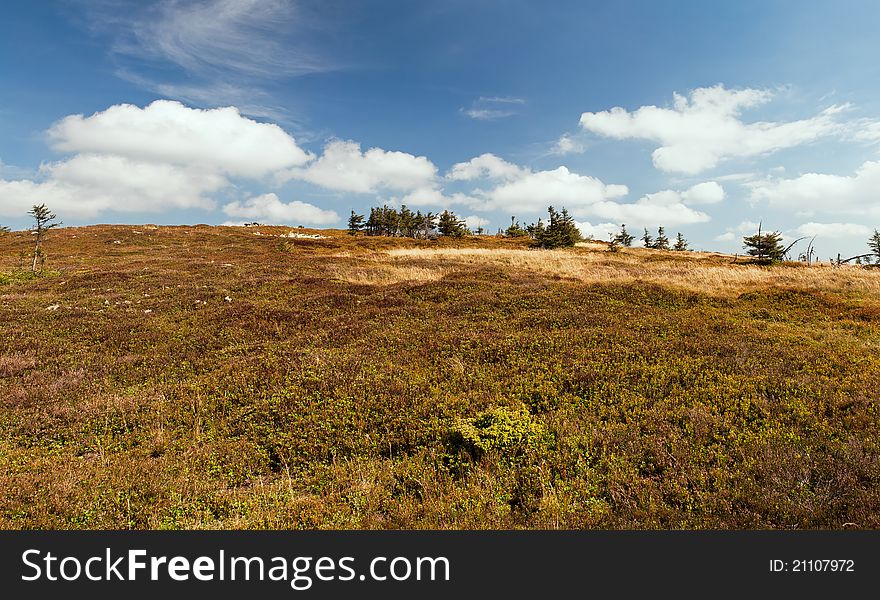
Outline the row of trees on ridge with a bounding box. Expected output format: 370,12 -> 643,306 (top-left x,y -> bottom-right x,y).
349,205 -> 582,249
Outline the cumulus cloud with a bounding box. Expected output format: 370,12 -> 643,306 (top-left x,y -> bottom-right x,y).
48,100 -> 312,177
584,189 -> 711,227
0,154 -> 227,218
793,222 -> 872,239
285,139 -> 438,194
463,215 -> 490,230
579,84 -> 847,174
714,221 -> 763,242
222,193 -> 338,225
476,166 -> 629,214
748,160 -> 880,217
437,153 -> 632,220
0,100 -> 335,220
575,221 -> 620,241
681,181 -> 725,205
446,153 -> 526,181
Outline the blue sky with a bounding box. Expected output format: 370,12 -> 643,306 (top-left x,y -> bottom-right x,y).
2,0 -> 880,257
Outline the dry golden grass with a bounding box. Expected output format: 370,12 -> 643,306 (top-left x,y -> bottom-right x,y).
332,262 -> 450,285
384,247 -> 880,297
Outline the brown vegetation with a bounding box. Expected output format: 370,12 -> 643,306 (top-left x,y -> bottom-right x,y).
1,225 -> 879,529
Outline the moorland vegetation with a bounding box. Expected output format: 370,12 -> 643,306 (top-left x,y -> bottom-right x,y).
1,206 -> 880,529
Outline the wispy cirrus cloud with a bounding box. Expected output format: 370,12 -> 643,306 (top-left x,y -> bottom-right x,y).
122,0 -> 335,78
461,95 -> 526,121
76,0 -> 339,121
579,84 -> 851,174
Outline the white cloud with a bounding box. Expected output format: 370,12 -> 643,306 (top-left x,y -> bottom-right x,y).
714,172 -> 759,182
575,221 -> 620,241
463,215 -> 490,230
477,166 -> 629,214
0,155 -> 225,218
477,96 -> 525,105
794,222 -> 872,239
682,181 -> 725,205
579,84 -> 847,174
714,221 -> 763,242
850,120 -> 880,142
461,96 -> 525,120
48,100 -> 311,178
461,108 -> 517,121
551,134 -> 585,155
748,160 -> 880,217
585,189 -> 711,227
735,220 -> 763,233
0,100 -> 337,221
433,153 -> 632,220
446,153 -> 526,181
286,139 -> 438,194
222,193 -> 338,225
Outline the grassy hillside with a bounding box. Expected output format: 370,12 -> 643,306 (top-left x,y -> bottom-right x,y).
1,225 -> 879,529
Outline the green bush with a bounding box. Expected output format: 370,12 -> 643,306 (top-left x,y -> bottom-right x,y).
451,405 -> 546,460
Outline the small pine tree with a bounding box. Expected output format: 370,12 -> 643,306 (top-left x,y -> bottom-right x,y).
416,210 -> 437,239
614,223 -> 634,247
743,222 -> 784,264
534,206 -> 581,249
869,229 -> 880,263
505,216 -> 528,237
673,232 -> 688,251
653,226 -> 670,250
526,218 -> 545,240
437,210 -> 467,237
28,204 -> 61,274
641,227 -> 653,248
347,210 -> 365,235
607,234 -> 620,252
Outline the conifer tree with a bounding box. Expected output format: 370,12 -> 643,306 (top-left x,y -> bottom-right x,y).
641,227 -> 653,248
743,222 -> 784,264
505,216 -> 528,237
28,204 -> 60,274
437,210 -> 466,237
526,218 -> 545,240
398,205 -> 416,237
673,232 -> 688,251
653,226 -> 670,250
347,210 -> 365,235
869,229 -> 880,263
614,224 -> 634,247
534,206 -> 581,249
418,211 -> 438,239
